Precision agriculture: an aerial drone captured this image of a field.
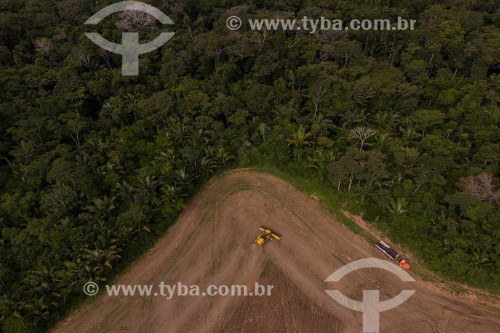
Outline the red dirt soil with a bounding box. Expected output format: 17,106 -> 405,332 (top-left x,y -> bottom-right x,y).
51,170 -> 500,333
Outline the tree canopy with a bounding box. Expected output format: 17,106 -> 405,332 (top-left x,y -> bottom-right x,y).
0,0 -> 498,331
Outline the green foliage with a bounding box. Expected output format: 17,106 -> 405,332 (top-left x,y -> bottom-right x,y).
2,315 -> 34,333
0,0 -> 498,329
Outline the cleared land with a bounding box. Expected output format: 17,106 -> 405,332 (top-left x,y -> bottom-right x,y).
52,170 -> 500,333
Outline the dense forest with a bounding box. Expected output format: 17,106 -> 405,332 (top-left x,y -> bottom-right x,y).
0,0 -> 499,331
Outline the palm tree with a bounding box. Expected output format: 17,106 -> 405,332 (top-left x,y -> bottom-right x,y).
175,168 -> 196,185
402,147 -> 421,169
167,116 -> 190,141
199,156 -> 216,177
373,111 -> 400,130
257,123 -> 269,142
374,132 -> 392,151
85,196 -> 116,219
162,183 -> 186,204
114,181 -> 133,201
339,109 -> 367,128
80,246 -> 122,280
386,198 -> 409,215
307,149 -> 338,173
214,147 -> 235,167
311,113 -> 334,138
399,124 -> 421,145
125,93 -> 138,121
137,175 -> 161,192
288,125 -> 313,161
18,267 -> 61,323
155,149 -> 177,165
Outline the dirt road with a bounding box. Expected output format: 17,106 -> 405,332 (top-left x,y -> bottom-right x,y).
52,170 -> 500,333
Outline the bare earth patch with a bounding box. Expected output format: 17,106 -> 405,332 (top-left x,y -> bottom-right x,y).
52,170 -> 500,333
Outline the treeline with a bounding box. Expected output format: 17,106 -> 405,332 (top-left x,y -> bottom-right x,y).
0,0 -> 499,331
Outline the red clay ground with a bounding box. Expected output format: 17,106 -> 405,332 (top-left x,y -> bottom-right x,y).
52,170 -> 500,333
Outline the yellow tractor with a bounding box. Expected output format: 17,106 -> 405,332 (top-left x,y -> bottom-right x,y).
255,226 -> 282,245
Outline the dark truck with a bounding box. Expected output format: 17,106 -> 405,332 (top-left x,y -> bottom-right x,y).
376,240 -> 410,270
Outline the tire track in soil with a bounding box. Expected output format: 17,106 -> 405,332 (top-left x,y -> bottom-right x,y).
51,170 -> 500,333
